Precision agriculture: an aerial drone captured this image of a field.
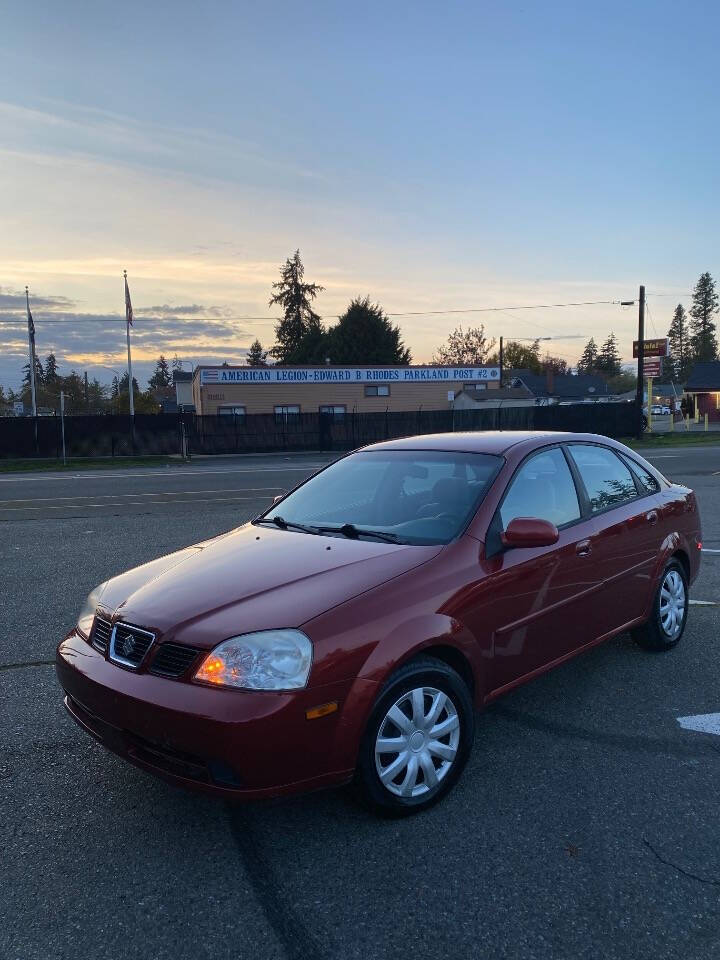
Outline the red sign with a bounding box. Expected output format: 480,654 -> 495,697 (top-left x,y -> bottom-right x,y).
643,357 -> 662,378
633,338 -> 668,358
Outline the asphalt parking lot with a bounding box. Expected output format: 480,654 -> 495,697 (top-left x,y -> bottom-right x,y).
2,444 -> 720,960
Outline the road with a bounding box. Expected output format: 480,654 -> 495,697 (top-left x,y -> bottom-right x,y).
2,445 -> 720,960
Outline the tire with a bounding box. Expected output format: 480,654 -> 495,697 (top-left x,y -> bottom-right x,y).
632,560 -> 688,651
355,655 -> 474,817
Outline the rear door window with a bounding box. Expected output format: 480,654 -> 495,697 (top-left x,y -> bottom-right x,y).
567,444 -> 638,513
621,455 -> 660,495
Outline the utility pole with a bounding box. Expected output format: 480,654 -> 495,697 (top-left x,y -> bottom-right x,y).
499,336 -> 504,386
635,285 -> 645,439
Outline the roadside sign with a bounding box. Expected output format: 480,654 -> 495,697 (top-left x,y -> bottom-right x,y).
643,357 -> 662,377
13,401 -> 23,416
633,338 -> 668,358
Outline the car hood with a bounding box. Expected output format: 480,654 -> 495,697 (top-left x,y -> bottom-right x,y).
96,524 -> 441,649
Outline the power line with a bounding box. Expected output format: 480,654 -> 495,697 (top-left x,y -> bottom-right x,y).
0,296 -> 630,326
386,299 -> 624,317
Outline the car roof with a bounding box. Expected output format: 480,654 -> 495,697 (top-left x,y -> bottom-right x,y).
362,431 -> 609,456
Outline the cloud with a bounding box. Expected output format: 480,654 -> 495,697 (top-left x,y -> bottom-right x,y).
0,287 -> 75,310
0,288 -> 252,389
139,303 -> 230,318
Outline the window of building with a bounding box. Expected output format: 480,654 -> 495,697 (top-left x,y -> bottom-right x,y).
274,404 -> 300,424
499,448 -> 581,529
217,405 -> 246,419
365,385 -> 390,397
567,444 -> 637,513
319,405 -> 346,421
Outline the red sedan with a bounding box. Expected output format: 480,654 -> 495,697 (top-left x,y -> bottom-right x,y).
56,431 -> 701,815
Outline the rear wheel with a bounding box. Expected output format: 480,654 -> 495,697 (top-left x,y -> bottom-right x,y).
632,560 -> 688,651
355,656 -> 474,816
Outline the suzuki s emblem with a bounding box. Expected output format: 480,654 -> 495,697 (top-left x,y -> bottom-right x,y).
119,632 -> 136,658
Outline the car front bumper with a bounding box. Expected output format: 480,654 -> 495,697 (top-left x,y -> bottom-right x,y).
56,630 -> 362,799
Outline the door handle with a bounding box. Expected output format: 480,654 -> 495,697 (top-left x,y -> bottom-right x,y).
646,510 -> 658,524
576,539 -> 592,557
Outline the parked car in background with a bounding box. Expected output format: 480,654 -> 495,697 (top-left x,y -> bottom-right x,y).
57,431 -> 702,815
651,404 -> 664,415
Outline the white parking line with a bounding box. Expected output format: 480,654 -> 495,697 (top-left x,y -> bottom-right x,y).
701,548 -> 720,554
689,599 -> 717,606
0,487 -> 283,505
0,495 -> 274,512
0,464 -> 329,483
677,713 -> 720,736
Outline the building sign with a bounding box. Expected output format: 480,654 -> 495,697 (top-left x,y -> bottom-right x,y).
199,366 -> 501,385
633,338 -> 668,358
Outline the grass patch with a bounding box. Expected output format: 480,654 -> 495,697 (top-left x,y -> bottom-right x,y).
0,456 -> 185,473
623,432 -> 720,449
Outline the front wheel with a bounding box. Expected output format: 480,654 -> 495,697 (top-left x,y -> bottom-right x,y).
355,656 -> 474,816
632,560 -> 688,651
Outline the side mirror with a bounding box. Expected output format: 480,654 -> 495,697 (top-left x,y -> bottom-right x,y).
500,517 -> 559,549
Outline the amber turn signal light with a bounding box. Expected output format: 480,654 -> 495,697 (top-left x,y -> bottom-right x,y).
305,701 -> 338,720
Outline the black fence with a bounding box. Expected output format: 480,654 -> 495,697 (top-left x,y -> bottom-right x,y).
0,403 -> 639,460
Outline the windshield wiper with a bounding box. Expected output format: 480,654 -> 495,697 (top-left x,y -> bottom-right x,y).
315,523 -> 403,544
256,516 -> 320,535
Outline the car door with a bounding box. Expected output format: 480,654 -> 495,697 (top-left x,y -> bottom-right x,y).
471,446 -> 603,694
564,443 -> 659,631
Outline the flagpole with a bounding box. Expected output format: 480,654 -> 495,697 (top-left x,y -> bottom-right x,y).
25,286 -> 38,418
124,270 -> 135,419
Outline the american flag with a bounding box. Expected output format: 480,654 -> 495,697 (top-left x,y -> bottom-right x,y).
124,272 -> 134,327
27,302 -> 36,349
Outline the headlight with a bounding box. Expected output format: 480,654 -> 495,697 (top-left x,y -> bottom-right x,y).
193,630 -> 313,691
76,584 -> 106,639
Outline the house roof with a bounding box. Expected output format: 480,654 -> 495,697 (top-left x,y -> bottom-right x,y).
509,369 -> 609,399
685,362 -> 720,391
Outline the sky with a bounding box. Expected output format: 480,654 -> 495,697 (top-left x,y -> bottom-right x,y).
1,0 -> 719,391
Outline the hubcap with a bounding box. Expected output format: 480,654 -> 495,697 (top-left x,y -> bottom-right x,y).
374,686 -> 460,798
659,569 -> 685,639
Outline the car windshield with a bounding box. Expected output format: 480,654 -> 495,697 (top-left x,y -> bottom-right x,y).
259,449 -> 502,545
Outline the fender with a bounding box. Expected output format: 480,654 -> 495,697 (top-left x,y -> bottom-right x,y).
325,613 -> 487,773
640,531 -> 689,622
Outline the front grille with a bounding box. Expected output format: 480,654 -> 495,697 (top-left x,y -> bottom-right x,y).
91,616 -> 112,654
150,643 -> 202,678
108,623 -> 155,669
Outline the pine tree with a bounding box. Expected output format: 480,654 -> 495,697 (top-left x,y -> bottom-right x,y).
269,250 -> 325,363
433,325 -> 495,366
689,272 -> 718,362
44,353 -> 59,383
595,333 -> 622,376
246,339 -> 268,367
666,304 -> 692,382
577,337 -> 599,374
148,355 -> 172,389
326,297 -> 411,365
